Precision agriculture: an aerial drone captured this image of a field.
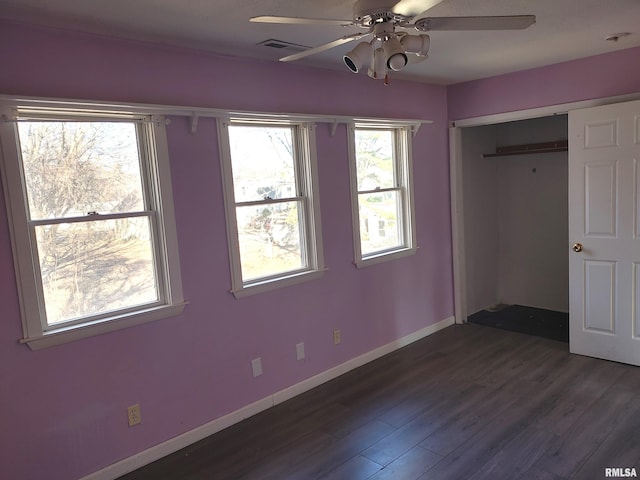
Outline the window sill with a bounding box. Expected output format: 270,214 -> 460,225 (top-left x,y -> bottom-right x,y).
231,268 -> 327,299
355,247 -> 417,269
20,302 -> 188,351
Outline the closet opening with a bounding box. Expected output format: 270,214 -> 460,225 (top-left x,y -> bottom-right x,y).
458,114 -> 569,342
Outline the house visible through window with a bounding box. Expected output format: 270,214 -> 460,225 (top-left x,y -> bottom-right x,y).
218,120 -> 325,296
0,105 -> 184,349
348,124 -> 416,267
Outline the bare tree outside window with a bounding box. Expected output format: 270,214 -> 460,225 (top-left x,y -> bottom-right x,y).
228,125 -> 306,281
354,129 -> 403,255
18,121 -> 158,325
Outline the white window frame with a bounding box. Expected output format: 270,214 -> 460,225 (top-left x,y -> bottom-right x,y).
217,117 -> 325,298
347,122 -> 417,268
0,102 -> 185,350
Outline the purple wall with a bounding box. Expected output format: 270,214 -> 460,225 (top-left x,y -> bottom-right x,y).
448,46 -> 640,121
0,21 -> 451,480
3,17 -> 638,480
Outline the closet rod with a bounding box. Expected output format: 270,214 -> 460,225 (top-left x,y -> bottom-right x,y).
483,140 -> 568,158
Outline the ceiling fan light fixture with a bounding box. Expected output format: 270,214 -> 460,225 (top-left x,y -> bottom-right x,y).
401,34 -> 430,56
383,36 -> 407,71
344,41 -> 373,73
251,1 -> 536,82
368,47 -> 388,79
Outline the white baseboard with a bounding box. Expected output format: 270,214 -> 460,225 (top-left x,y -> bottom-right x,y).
81,316 -> 454,480
272,316 -> 455,405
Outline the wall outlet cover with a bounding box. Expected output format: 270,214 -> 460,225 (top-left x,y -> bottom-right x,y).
251,357 -> 263,377
127,404 -> 141,427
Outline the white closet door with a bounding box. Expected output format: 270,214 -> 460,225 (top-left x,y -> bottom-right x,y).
569,99 -> 640,366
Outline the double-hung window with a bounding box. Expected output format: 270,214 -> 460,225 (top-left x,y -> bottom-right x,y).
348,123 -> 416,267
218,119 -> 325,297
0,102 -> 184,349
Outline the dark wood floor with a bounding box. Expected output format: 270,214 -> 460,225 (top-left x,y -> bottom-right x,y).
120,324 -> 640,480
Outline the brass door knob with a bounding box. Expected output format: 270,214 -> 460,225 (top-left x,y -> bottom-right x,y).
572,243 -> 583,252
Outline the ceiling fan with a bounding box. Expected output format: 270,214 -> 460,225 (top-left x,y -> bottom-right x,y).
251,0 -> 536,84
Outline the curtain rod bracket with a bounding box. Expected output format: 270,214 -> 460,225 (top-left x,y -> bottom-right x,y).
190,114 -> 199,134
151,115 -> 169,128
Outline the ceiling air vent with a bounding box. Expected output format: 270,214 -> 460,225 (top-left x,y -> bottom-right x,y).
258,39 -> 309,52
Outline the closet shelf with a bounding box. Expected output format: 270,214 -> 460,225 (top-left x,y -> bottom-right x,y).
483,140 -> 568,158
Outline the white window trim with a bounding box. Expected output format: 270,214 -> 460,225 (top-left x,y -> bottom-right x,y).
0,102 -> 186,350
217,117 -> 326,298
347,121 -> 417,268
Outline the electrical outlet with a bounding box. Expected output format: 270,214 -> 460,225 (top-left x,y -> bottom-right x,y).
296,342 -> 305,360
127,404 -> 141,427
251,357 -> 263,377
333,329 -> 341,345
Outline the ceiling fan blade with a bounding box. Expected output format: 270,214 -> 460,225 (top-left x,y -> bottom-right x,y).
415,15 -> 536,31
391,0 -> 446,17
279,33 -> 367,62
250,16 -> 353,26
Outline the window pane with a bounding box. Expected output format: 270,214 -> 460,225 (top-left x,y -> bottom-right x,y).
18,122 -> 144,220
228,125 -> 297,202
358,191 -> 403,256
355,129 -> 395,191
35,217 -> 158,325
236,201 -> 305,281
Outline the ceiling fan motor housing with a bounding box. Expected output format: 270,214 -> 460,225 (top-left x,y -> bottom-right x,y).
353,0 -> 412,25
372,22 -> 395,41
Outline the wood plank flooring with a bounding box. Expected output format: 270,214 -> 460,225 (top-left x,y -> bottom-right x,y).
119,324 -> 640,480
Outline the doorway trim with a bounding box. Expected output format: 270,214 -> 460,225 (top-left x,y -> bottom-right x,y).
449,92 -> 640,324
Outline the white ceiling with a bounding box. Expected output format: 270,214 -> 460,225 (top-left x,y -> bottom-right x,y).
1,0 -> 639,85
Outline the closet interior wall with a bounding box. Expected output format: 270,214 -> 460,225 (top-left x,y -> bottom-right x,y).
462,115 -> 569,317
